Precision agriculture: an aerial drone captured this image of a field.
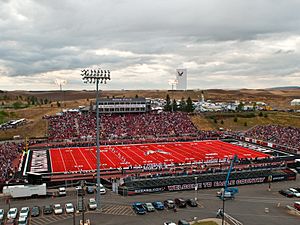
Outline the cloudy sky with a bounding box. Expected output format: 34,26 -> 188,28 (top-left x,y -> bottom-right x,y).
1,0 -> 300,91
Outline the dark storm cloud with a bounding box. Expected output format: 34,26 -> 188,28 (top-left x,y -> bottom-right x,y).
0,0 -> 300,90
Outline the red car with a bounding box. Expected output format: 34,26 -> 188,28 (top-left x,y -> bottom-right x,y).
294,202 -> 300,211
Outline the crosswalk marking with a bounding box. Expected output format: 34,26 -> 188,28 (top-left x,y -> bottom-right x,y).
30,214 -> 73,225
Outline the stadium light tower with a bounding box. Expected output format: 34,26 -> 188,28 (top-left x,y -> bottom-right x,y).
168,79 -> 178,112
81,67 -> 111,211
54,79 -> 67,112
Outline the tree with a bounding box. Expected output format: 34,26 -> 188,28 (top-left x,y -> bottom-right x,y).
186,97 -> 194,112
253,102 -> 257,111
172,99 -> 178,112
258,111 -> 263,117
164,94 -> 172,111
221,120 -> 224,125
135,94 -> 139,98
179,97 -> 187,111
244,122 -> 248,126
237,102 -> 244,111
234,117 -> 238,122
214,119 -> 218,124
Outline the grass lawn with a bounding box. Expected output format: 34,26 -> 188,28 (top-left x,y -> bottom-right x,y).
193,221 -> 218,225
192,111 -> 300,131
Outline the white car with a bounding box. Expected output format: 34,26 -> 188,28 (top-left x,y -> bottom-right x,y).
7,208 -> 18,219
53,204 -> 63,215
96,184 -> 106,194
289,188 -> 300,197
18,216 -> 28,225
164,222 -> 176,225
0,209 -> 4,220
65,203 -> 74,214
88,198 -> 97,210
58,187 -> 67,196
19,207 -> 30,218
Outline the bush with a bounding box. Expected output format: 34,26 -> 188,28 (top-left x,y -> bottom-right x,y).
258,112 -> 263,117
234,117 -> 238,122
214,119 -> 218,124
221,120 -> 224,125
244,122 -> 248,126
264,113 -> 268,118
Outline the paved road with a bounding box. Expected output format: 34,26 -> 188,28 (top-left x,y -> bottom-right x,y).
0,177 -> 299,225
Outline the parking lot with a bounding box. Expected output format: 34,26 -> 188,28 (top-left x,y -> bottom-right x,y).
0,177 -> 299,225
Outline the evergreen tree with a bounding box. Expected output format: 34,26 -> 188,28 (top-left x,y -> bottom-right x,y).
172,99 -> 178,112
237,102 -> 244,111
179,97 -> 187,111
186,97 -> 194,112
164,94 -> 172,111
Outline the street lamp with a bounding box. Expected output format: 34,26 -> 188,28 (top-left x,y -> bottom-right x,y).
168,79 -> 178,112
81,67 -> 111,210
54,79 -> 67,112
194,176 -> 198,201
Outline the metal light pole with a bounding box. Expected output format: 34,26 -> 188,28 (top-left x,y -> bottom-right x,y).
54,79 -> 67,112
194,176 -> 198,201
81,68 -> 111,211
168,79 -> 178,112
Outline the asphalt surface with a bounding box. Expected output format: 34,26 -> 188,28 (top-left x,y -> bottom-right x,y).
0,177 -> 299,225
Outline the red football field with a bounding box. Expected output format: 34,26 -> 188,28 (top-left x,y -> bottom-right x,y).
49,140 -> 269,173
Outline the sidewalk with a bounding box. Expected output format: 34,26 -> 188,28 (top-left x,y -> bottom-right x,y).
191,218 -> 230,225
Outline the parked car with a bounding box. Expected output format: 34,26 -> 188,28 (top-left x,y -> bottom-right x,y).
294,202 -> 300,211
143,203 -> 155,212
164,200 -> 175,209
17,216 -> 28,225
163,222 -> 176,225
186,198 -> 198,207
279,189 -> 294,198
0,209 -> 4,220
88,198 -> 97,210
19,207 -> 29,218
132,202 -> 146,215
43,205 -> 53,215
288,188 -> 300,197
178,220 -> 190,225
152,201 -> 164,210
53,204 -> 63,215
58,187 -> 66,196
86,186 -> 94,194
175,198 -> 187,208
96,184 -> 106,194
7,208 -> 17,219
65,203 -> 74,214
31,206 -> 40,217
4,219 -> 16,225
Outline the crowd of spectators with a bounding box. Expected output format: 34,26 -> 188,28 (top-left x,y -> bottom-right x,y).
0,141 -> 23,182
244,125 -> 300,150
46,111 -> 202,142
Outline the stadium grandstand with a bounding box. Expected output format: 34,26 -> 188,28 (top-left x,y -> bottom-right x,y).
1,100 -> 299,195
